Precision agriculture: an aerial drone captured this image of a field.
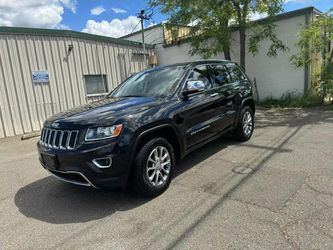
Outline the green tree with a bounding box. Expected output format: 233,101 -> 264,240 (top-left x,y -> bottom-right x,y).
291,9 -> 333,103
149,0 -> 288,70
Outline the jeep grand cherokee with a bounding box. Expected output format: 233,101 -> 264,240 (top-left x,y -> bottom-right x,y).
37,60 -> 255,197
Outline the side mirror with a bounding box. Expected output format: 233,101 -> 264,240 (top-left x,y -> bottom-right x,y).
182,80 -> 205,98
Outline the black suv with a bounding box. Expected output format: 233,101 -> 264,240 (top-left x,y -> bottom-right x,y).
38,60 -> 255,196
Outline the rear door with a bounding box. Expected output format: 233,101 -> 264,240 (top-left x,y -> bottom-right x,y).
208,63 -> 237,132
226,63 -> 252,98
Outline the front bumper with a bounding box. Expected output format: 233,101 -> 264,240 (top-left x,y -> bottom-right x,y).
37,140 -> 130,189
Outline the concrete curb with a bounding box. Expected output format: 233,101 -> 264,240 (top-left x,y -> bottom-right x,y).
21,131 -> 41,140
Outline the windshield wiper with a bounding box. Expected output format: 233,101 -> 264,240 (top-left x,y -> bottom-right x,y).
118,95 -> 145,98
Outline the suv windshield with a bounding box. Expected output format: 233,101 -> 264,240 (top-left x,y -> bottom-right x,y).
110,66 -> 186,98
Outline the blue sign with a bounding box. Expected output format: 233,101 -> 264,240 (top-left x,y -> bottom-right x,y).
32,71 -> 49,83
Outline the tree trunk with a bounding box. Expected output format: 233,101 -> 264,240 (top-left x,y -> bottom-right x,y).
223,47 -> 231,60
239,26 -> 246,70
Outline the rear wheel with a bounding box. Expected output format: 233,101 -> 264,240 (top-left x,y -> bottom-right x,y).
131,137 -> 175,197
233,106 -> 254,141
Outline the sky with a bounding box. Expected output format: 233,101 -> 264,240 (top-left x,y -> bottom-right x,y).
0,0 -> 331,38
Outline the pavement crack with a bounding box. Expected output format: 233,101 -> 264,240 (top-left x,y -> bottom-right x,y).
229,196 -> 280,214
305,182 -> 333,198
242,201 -> 300,250
277,177 -> 309,213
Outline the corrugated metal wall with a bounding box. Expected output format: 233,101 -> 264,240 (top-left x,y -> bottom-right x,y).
0,31 -> 152,138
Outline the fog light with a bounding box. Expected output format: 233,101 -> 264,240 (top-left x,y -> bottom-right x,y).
92,157 -> 112,168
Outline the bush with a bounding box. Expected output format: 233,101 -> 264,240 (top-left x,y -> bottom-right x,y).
258,91 -> 322,108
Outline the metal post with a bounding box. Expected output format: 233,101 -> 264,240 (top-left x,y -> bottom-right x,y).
137,9 -> 150,68
140,18 -> 146,67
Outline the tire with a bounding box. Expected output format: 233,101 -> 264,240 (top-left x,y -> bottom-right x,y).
131,137 -> 175,197
233,106 -> 254,141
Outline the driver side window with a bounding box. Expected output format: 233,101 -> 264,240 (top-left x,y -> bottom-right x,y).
187,65 -> 212,90
210,64 -> 232,87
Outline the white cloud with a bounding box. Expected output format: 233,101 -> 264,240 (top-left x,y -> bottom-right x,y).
0,0 -> 75,28
57,23 -> 70,30
249,12 -> 268,21
90,6 -> 106,16
148,22 -> 158,28
112,7 -> 127,14
59,0 -> 77,13
82,15 -> 140,38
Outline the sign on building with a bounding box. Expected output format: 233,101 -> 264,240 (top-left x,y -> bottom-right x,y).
32,71 -> 49,83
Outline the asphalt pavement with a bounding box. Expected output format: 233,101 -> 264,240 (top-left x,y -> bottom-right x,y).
1,108 -> 333,249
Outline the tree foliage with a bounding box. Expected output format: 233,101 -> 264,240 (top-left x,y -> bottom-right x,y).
291,9 -> 333,102
149,0 -> 287,70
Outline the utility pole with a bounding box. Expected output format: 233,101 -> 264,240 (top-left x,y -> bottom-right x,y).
137,10 -> 150,67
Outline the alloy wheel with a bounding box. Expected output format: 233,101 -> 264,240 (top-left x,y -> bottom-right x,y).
146,146 -> 171,186
242,111 -> 253,137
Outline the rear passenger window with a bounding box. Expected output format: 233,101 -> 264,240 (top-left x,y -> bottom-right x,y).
227,65 -> 247,82
210,64 -> 232,87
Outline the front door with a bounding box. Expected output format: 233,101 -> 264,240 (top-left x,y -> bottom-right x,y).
178,65 -> 224,149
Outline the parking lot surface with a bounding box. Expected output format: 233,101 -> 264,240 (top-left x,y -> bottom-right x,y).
1,108 -> 333,249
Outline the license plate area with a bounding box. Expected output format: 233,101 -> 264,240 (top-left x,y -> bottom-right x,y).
41,153 -> 58,170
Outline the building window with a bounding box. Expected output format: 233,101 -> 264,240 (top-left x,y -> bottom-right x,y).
84,75 -> 108,95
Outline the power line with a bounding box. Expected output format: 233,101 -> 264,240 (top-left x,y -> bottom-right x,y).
129,20 -> 141,35
147,6 -> 161,18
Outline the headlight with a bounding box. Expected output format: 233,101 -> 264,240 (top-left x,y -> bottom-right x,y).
85,124 -> 123,141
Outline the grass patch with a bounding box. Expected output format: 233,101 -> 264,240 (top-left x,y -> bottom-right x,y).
258,92 -> 323,108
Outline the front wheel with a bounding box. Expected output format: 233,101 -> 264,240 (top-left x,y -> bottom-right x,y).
233,106 -> 254,141
131,137 -> 175,197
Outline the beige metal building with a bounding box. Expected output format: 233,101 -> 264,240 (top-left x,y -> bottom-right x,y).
0,27 -> 152,138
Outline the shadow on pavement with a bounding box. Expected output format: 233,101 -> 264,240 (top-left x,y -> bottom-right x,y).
175,134 -> 232,177
255,107 -> 333,129
14,177 -> 151,224
14,135 -> 234,225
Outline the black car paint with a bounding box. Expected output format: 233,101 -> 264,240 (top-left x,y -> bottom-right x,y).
37,60 -> 255,189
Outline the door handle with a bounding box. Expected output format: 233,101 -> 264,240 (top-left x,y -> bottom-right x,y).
210,93 -> 218,97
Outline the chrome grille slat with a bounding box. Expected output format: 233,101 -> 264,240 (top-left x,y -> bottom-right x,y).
59,131 -> 64,148
40,129 -> 44,145
40,128 -> 79,150
49,130 -> 55,147
42,129 -> 47,144
45,129 -> 50,146
68,131 -> 78,149
41,129 -> 46,145
52,130 -> 56,147
53,130 -> 59,148
66,131 -> 71,148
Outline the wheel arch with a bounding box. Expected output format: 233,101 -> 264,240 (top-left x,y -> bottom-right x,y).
241,97 -> 255,115
133,125 -> 182,161
124,124 -> 183,187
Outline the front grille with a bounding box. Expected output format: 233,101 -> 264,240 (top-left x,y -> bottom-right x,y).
40,128 -> 79,150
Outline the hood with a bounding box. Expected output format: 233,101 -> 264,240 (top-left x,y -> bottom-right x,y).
44,96 -> 161,128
